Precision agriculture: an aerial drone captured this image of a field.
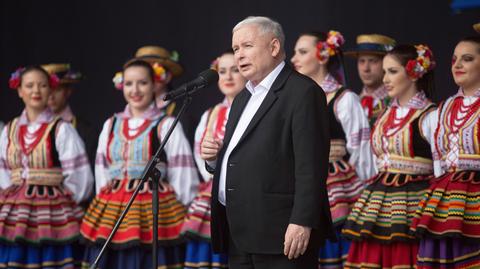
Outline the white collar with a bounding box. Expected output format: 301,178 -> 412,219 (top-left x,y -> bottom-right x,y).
245,61 -> 285,95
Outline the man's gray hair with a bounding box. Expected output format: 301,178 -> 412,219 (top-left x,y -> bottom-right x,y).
233,16 -> 285,50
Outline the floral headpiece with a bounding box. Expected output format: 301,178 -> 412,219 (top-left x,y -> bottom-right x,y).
112,72 -> 123,90
112,62 -> 170,90
316,30 -> 345,61
9,67 -> 59,90
210,58 -> 220,71
405,44 -> 435,79
152,62 -> 169,83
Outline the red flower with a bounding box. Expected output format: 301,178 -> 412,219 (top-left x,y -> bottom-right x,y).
49,74 -> 60,89
8,77 -> 20,89
406,60 -> 419,79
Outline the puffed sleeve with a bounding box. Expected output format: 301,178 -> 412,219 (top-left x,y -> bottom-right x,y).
335,91 -> 377,180
419,108 -> 442,177
159,117 -> 200,205
94,118 -> 113,194
55,121 -> 94,203
193,110 -> 211,182
0,126 -> 11,190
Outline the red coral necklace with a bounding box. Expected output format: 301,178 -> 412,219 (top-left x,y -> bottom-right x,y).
19,124 -> 48,155
382,107 -> 416,137
122,119 -> 151,140
448,96 -> 480,133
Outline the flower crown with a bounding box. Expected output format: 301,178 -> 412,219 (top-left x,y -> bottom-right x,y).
9,67 -> 59,90
210,58 -> 220,71
112,72 -> 123,90
316,30 -> 345,61
405,44 -> 435,79
152,62 -> 169,82
112,62 -> 170,90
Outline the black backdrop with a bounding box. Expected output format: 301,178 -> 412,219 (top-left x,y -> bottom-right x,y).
1,0 -> 479,138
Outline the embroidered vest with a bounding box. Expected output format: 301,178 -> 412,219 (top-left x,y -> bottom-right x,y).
106,115 -> 167,180
201,103 -> 229,143
371,104 -> 435,175
6,117 -> 63,186
434,96 -> 480,172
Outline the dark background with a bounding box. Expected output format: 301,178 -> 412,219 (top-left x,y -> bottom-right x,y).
1,0 -> 479,139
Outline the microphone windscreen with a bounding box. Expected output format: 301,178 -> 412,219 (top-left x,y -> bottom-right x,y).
199,69 -> 219,85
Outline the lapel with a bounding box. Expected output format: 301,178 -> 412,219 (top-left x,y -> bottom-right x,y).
234,64 -> 292,148
220,89 -> 251,156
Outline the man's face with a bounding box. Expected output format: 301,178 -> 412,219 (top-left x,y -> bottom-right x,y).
357,53 -> 384,88
48,85 -> 71,113
232,24 -> 280,85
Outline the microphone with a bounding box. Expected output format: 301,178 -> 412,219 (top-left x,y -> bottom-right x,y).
164,69 -> 219,101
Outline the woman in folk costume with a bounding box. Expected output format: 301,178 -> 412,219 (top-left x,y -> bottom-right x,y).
0,66 -> 94,268
291,30 -> 376,268
342,44 -> 437,268
127,46 -> 195,143
80,59 -> 199,269
129,46 -> 183,116
410,36 -> 480,268
181,50 -> 246,269
344,34 -> 396,127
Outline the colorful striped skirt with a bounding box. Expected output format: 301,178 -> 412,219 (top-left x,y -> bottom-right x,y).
182,181 -> 213,241
342,173 -> 430,268
411,171 -> 480,268
318,159 -> 363,268
181,180 -> 228,268
343,173 -> 430,242
0,182 -> 83,268
80,178 -> 186,268
327,159 -> 363,225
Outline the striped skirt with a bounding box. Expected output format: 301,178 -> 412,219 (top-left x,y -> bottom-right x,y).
327,159 -> 364,225
411,171 -> 480,268
318,159 -> 363,268
342,173 -> 430,268
0,182 -> 83,268
80,178 -> 186,268
181,180 -> 228,268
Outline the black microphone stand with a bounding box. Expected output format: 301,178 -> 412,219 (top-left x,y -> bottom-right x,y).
89,93 -> 193,269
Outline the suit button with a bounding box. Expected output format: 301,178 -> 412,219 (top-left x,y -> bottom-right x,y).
228,163 -> 235,167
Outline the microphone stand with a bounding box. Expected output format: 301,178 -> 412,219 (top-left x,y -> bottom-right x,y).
90,93 -> 193,269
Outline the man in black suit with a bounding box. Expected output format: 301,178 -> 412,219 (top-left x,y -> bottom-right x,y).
201,16 -> 334,269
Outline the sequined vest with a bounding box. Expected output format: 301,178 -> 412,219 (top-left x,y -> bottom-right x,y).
6,117 -> 63,186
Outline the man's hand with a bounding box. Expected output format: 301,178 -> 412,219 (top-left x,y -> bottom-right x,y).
200,136 -> 223,162
283,223 -> 311,259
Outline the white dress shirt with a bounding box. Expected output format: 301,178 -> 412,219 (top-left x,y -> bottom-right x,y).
218,61 -> 285,205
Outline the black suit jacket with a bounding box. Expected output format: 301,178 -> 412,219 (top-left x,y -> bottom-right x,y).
211,63 -> 335,254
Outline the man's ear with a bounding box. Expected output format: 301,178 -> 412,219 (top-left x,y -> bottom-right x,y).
271,38 -> 281,58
